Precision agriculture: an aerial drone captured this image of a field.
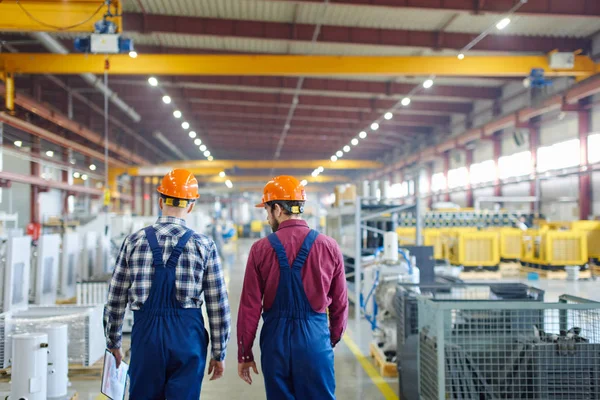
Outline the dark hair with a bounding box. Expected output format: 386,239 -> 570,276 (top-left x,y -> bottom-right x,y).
266,200 -> 305,215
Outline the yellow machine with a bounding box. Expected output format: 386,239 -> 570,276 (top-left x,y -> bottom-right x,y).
447,230 -> 500,268
571,220 -> 600,259
395,227 -> 447,260
522,229 -> 588,267
490,227 -> 523,260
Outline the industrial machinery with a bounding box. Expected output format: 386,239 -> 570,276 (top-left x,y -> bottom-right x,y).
446,229 -> 500,270
362,231 -> 420,361
3,235 -> 31,313
522,228 -> 588,269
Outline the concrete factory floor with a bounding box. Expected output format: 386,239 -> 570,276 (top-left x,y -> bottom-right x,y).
1,239 -> 599,400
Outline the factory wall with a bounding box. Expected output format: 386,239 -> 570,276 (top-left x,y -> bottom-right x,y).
407,104 -> 600,220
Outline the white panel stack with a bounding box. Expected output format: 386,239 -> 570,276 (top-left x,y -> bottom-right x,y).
43,324 -> 69,400
82,231 -> 97,280
60,232 -> 79,299
10,332 -> 48,400
3,235 -> 31,313
35,234 -> 61,305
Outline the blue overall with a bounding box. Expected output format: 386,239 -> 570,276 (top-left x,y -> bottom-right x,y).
129,226 -> 209,400
261,230 -> 336,399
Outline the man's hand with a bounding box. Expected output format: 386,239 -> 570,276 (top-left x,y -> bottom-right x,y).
109,348 -> 123,369
208,359 -> 225,381
238,361 -> 259,385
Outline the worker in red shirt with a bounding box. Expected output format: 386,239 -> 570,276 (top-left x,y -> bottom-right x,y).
237,175 -> 348,399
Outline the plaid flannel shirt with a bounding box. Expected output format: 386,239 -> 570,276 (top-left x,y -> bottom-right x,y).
104,216 -> 231,361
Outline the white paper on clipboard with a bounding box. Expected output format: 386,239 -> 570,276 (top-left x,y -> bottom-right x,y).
101,350 -> 129,400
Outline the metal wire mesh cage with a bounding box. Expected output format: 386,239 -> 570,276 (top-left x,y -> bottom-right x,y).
394,283 -> 545,348
418,298 -> 600,400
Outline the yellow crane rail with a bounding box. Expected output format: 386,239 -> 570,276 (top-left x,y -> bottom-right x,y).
0,54 -> 596,77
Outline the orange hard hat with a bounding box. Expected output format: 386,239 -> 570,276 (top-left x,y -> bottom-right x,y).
157,169 -> 200,200
256,176 -> 306,208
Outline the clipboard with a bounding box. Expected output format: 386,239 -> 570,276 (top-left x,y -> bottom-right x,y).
101,350 -> 129,400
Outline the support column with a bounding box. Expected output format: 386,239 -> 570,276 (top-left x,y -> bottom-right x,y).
493,134 -> 502,197
5,72 -> 15,113
579,106 -> 591,220
424,163 -> 433,209
529,124 -> 540,213
62,149 -> 70,216
466,148 -> 474,208
442,151 -> 450,202
131,177 -> 137,215
30,137 -> 41,224
141,178 -> 147,216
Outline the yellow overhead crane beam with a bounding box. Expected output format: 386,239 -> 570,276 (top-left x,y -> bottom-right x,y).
0,1 -> 122,33
0,53 -> 596,78
154,159 -> 382,171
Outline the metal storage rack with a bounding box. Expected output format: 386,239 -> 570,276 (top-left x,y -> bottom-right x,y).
418,298 -> 600,400
325,197 -> 419,321
393,283 -> 545,400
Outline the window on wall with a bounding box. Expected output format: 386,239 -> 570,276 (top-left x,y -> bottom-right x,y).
589,134 -> 600,164
408,180 -> 415,196
537,139 -> 580,172
390,183 -> 403,198
431,172 -> 446,192
448,167 -> 469,189
470,160 -> 495,184
419,175 -> 430,194
498,151 -> 531,179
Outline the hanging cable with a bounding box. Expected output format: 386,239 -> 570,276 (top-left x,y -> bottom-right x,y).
15,0 -> 107,31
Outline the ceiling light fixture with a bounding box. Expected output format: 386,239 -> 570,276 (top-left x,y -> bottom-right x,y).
73,172 -> 80,179
45,150 -> 54,157
207,156 -> 214,161
311,170 -> 318,177
89,164 -> 97,171
423,79 -> 434,89
14,140 -> 22,147
148,77 -> 158,87
331,155 -> 338,162
181,122 -> 190,130
225,180 -> 233,189
384,112 -> 393,120
162,95 -> 172,104
200,145 -> 207,151
371,122 -> 379,131
457,53 -> 465,60
351,138 -> 359,146
194,138 -> 201,146
189,131 -> 197,138
173,110 -> 182,118
129,51 -> 138,59
81,174 -> 88,181
401,97 -> 411,106
496,17 -> 511,30
219,171 -> 226,178
336,150 -> 344,158
300,180 -> 308,186
204,150 -> 211,157
359,131 -> 367,139
317,166 -> 324,173
343,145 -> 351,153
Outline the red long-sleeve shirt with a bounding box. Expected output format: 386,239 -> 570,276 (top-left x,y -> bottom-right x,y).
237,219 -> 348,363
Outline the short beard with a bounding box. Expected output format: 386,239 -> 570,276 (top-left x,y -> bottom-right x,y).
270,220 -> 280,233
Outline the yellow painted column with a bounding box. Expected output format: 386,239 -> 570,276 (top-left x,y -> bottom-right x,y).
5,72 -> 15,113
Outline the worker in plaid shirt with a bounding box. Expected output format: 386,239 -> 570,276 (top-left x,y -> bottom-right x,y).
104,169 -> 231,399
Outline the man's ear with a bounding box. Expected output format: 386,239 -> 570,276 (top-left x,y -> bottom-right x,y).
187,203 -> 195,214
159,197 -> 164,210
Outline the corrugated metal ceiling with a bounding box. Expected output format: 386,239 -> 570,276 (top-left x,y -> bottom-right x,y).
123,0 -> 598,38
